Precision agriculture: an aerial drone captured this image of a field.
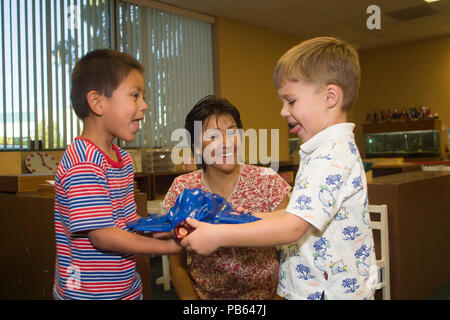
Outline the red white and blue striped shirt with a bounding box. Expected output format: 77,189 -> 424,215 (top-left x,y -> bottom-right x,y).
53,137 -> 142,300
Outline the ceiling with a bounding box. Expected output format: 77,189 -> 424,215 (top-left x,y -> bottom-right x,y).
159,0 -> 450,49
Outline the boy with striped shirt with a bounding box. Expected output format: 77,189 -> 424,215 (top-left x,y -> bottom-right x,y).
53,49 -> 181,300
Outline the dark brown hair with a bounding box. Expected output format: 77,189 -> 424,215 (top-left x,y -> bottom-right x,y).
185,95 -> 243,171
70,49 -> 145,119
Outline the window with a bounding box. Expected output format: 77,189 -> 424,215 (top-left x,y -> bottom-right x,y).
0,0 -> 214,150
116,1 -> 214,148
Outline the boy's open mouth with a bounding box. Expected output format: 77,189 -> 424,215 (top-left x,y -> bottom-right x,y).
131,119 -> 142,132
288,121 -> 301,134
288,122 -> 297,129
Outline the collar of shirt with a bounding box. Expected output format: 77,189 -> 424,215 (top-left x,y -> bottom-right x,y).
299,123 -> 356,157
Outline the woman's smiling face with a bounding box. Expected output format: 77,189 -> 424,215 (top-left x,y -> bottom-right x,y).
201,114 -> 240,173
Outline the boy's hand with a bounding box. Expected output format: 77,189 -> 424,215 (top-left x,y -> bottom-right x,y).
180,218 -> 221,255
228,206 -> 246,216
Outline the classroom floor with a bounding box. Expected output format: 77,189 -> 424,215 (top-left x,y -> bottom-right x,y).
150,256 -> 178,300
149,255 -> 450,300
426,280 -> 450,300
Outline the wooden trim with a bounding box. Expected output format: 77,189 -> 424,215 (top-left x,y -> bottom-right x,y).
0,174 -> 55,193
212,21 -> 221,97
122,0 -> 215,23
362,119 -> 441,134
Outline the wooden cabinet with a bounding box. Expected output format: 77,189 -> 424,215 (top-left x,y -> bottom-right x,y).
134,171 -> 190,200
370,163 -> 422,177
0,191 -> 151,300
0,173 -> 55,193
368,171 -> 450,299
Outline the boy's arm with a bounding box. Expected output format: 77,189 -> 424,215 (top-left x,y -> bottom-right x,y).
88,227 -> 182,255
63,161 -> 182,255
181,210 -> 310,255
253,195 -> 290,219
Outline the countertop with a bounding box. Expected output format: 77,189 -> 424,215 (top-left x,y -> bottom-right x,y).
370,170 -> 449,185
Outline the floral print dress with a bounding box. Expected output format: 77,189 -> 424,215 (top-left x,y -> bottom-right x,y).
162,164 -> 291,299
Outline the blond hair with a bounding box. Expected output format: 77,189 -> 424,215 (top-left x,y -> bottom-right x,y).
273,37 -> 360,111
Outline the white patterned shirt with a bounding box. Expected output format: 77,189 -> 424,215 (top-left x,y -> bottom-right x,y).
278,123 -> 378,300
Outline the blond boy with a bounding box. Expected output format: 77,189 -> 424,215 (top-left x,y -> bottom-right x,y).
182,37 -> 378,300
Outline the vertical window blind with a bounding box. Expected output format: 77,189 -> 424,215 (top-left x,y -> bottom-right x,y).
0,0 -> 214,150
116,1 -> 214,148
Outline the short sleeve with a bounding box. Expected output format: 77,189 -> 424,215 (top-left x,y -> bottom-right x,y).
286,150 -> 357,232
261,167 -> 292,210
64,163 -> 115,233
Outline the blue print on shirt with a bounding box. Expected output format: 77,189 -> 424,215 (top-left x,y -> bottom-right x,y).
307,292 -> 322,300
312,237 -> 332,274
334,206 -> 349,221
352,176 -> 363,190
296,264 -> 315,280
348,142 -> 358,154
342,278 -> 360,294
294,194 -> 313,210
355,244 -> 372,276
295,176 -> 309,189
342,226 -> 362,240
319,186 -> 335,208
325,174 -> 342,191
355,244 -> 371,261
313,237 -> 330,255
318,185 -> 335,217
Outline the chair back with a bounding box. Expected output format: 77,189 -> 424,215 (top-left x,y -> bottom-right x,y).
369,204 -> 391,300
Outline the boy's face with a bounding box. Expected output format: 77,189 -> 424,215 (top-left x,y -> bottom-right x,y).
278,80 -> 330,143
101,69 -> 148,142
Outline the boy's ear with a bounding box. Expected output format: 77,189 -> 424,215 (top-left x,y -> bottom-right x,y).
86,90 -> 104,116
325,84 -> 343,109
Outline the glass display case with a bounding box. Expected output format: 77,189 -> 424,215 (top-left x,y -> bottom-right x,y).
362,119 -> 441,158
365,129 -> 440,158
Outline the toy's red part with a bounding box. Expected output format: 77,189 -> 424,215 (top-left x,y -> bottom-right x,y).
173,220 -> 194,240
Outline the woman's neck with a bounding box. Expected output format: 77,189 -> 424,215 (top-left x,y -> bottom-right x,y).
203,165 -> 240,200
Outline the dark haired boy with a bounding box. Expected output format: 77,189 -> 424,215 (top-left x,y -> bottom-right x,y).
53,49 -> 181,300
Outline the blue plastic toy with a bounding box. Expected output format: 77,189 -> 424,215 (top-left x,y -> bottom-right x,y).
127,188 -> 260,239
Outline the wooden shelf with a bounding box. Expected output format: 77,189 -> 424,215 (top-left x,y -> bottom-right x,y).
362,119 -> 441,134
0,174 -> 55,193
